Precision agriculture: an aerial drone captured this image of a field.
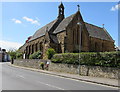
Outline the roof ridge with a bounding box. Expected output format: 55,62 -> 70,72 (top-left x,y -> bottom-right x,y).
85,22 -> 114,42
64,13 -> 75,19
35,19 -> 57,34
53,12 -> 77,34
29,19 -> 57,42
103,28 -> 114,42
85,22 -> 103,29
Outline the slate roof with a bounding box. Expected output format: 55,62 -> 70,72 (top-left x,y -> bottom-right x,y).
53,14 -> 75,34
53,13 -> 113,42
29,19 -> 57,42
49,34 -> 59,44
85,23 -> 114,42
19,43 -> 27,52
29,12 -> 114,42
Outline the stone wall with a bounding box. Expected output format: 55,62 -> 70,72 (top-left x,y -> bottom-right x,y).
14,59 -> 46,69
90,37 -> 115,52
14,59 -> 119,79
49,63 -> 119,79
57,31 -> 66,53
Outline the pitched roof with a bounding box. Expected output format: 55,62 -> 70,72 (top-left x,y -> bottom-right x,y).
49,34 -> 59,44
18,43 -> 27,52
53,13 -> 114,42
29,13 -> 75,42
29,12 -> 114,42
85,23 -> 114,42
53,14 -> 75,34
29,19 -> 57,42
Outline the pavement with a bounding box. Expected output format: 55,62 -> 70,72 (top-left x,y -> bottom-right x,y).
8,63 -> 119,88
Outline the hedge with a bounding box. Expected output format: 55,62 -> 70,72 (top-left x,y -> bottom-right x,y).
51,51 -> 120,68
29,51 -> 42,59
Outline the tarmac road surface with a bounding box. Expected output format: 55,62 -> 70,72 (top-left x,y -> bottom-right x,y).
1,62 -> 118,91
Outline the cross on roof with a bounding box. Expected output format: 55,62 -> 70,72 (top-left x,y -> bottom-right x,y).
77,5 -> 80,11
102,24 -> 105,28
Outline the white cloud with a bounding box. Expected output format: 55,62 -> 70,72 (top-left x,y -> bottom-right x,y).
35,17 -> 40,21
23,16 -> 40,25
111,4 -> 120,11
12,18 -> 22,24
0,40 -> 22,51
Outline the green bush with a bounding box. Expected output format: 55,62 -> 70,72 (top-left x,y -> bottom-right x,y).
29,51 -> 41,59
16,52 -> 23,59
47,48 -> 56,59
40,62 -> 44,70
51,51 -> 120,68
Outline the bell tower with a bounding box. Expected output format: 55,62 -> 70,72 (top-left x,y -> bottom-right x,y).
58,2 -> 65,20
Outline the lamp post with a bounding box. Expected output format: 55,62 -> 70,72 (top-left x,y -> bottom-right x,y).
77,20 -> 82,75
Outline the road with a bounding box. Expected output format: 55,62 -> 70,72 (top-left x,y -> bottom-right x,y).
0,62 -> 118,91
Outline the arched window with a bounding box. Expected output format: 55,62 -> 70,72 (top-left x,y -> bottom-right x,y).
35,43 -> 38,52
77,28 -> 79,45
75,29 -> 77,45
39,42 -> 43,51
73,29 -> 77,44
32,44 -> 34,54
27,46 -> 29,54
26,46 -> 28,54
29,45 -> 31,54
73,30 -> 74,44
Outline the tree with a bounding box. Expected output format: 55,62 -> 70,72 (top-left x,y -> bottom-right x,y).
8,49 -> 17,59
47,48 -> 56,59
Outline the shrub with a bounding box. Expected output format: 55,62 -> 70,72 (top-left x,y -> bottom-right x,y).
51,51 -> 120,68
46,48 -> 56,59
29,51 -> 41,59
16,52 -> 23,59
40,62 -> 44,70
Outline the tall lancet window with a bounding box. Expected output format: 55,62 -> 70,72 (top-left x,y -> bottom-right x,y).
32,44 -> 34,54
77,27 -> 79,45
73,30 -> 74,44
76,29 -> 77,44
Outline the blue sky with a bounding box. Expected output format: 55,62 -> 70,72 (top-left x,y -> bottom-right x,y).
1,2 -> 119,50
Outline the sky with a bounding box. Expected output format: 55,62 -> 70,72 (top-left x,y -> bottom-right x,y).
0,2 -> 119,50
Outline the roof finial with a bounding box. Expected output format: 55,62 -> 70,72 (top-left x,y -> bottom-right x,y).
59,1 -> 64,8
77,5 -> 80,11
102,24 -> 105,28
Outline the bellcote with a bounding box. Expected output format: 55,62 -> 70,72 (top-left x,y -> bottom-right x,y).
58,2 -> 65,20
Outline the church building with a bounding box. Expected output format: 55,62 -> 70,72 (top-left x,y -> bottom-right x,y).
19,3 -> 115,59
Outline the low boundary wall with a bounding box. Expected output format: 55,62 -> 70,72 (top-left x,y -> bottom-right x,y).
14,59 -> 119,79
